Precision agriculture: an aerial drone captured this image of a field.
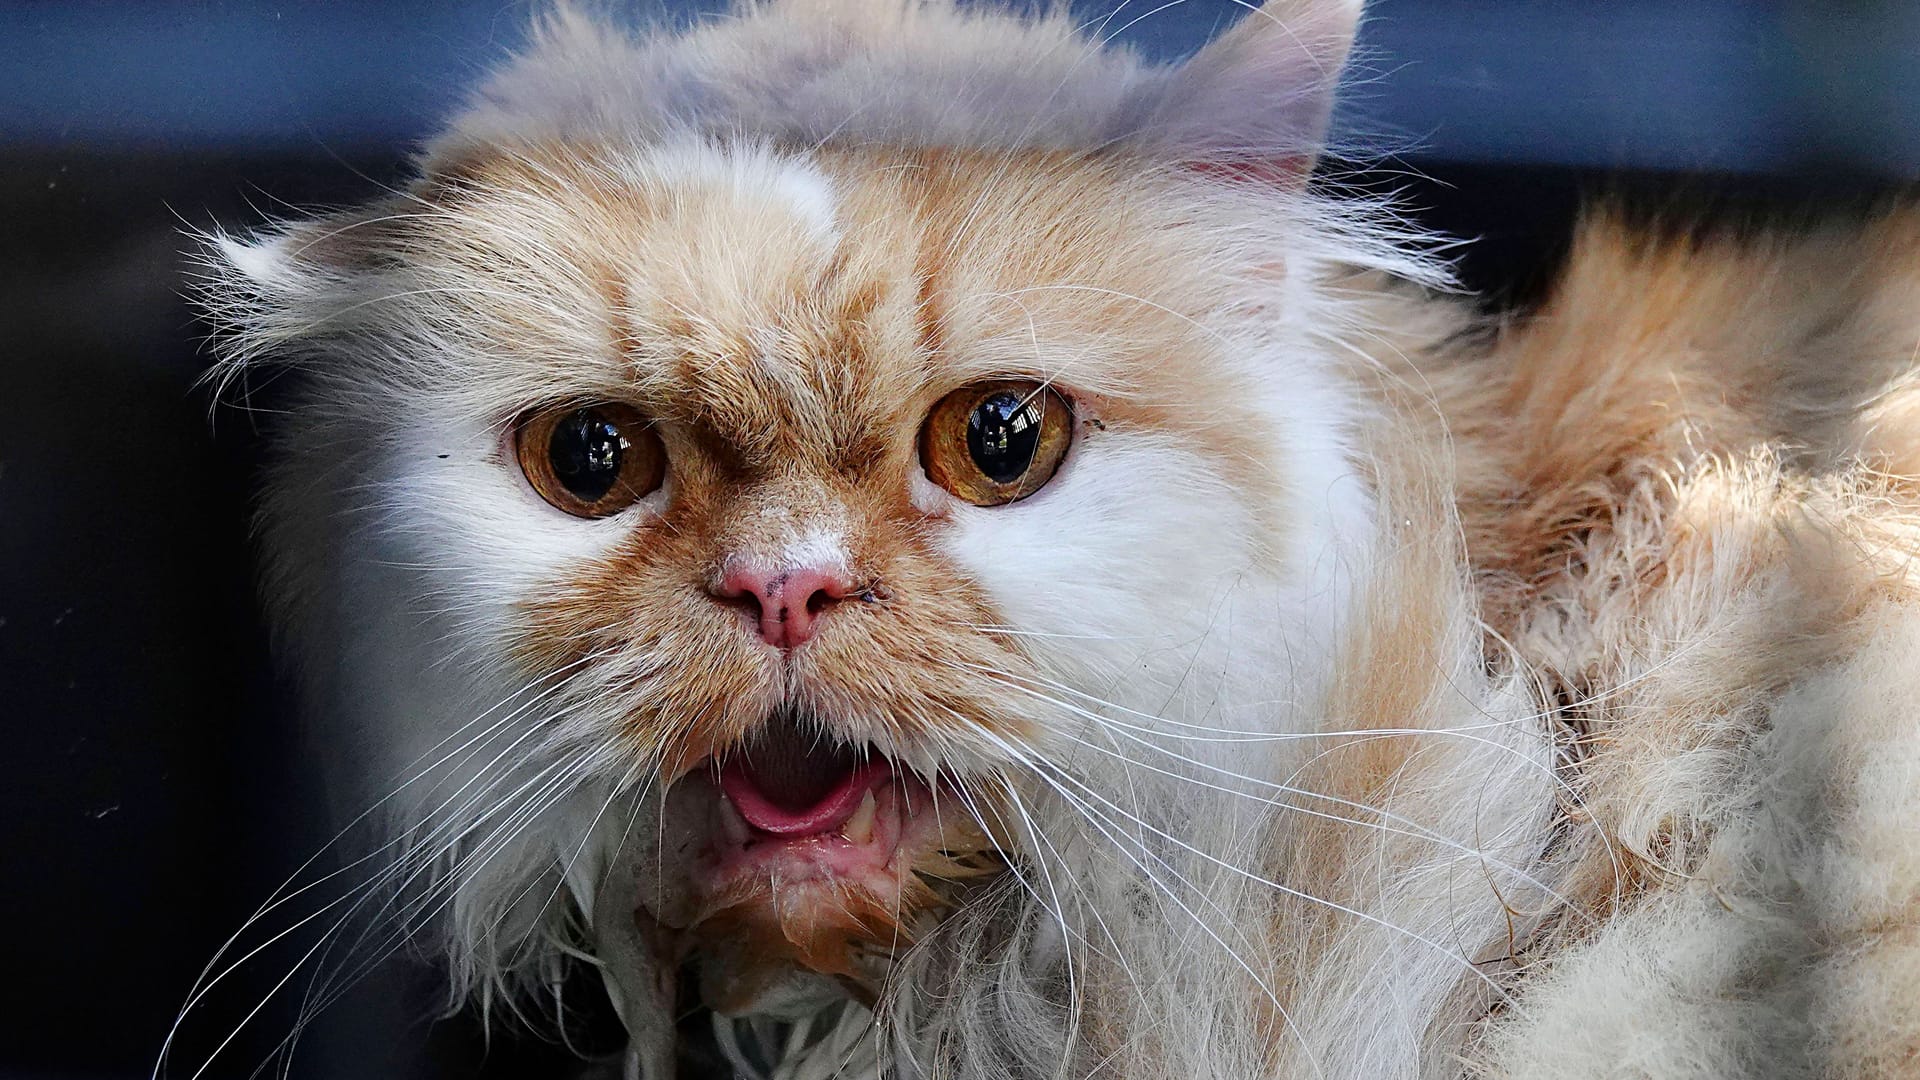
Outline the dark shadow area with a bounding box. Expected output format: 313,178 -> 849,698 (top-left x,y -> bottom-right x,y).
1,150 -> 629,1080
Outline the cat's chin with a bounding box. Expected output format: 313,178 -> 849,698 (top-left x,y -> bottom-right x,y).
636,720 -> 1000,1014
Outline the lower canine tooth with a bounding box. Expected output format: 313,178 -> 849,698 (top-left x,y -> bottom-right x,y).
717,794 -> 750,845
843,790 -> 878,844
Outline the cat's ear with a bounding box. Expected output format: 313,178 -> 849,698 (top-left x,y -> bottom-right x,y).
192,206 -> 393,390
191,228 -> 311,402
209,231 -> 299,297
1137,0 -> 1363,179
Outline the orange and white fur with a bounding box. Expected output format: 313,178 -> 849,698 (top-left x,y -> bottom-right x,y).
192,1 -> 1920,1077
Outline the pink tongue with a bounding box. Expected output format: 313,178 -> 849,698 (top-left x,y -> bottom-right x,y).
721,758 -> 889,837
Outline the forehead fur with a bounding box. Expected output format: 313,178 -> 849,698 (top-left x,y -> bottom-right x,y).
204,0 -> 1424,418
396,138 -> 1270,467
436,0 -> 1361,168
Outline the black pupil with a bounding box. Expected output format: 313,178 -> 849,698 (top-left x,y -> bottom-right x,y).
548,409 -> 628,502
966,391 -> 1045,484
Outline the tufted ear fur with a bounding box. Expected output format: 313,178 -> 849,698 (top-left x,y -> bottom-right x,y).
201,0 -> 1369,357
191,198 -> 421,407
1139,0 -> 1363,170
195,227 -> 314,389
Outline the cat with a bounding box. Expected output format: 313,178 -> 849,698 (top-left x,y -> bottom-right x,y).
180,0 -> 1920,1077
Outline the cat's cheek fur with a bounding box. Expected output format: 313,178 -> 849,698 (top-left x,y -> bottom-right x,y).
937,433 -> 1254,656
366,415 -> 652,628
932,428 -> 1336,776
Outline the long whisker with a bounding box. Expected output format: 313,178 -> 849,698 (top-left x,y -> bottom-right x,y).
960,666 -> 1576,912
153,656 -> 611,1078
292,752 -> 597,1032
962,724 -> 1331,1080
499,761 -> 655,974
259,755 -> 599,1077
959,714 -> 1528,1016
180,743 -> 592,1080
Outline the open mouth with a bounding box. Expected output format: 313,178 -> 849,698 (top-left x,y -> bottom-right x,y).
696,714 -> 940,902
649,713 -> 997,1011
718,725 -> 893,845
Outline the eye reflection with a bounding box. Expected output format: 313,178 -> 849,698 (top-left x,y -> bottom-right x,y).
549,409 -> 629,503
920,381 -> 1073,506
966,392 -> 1046,483
513,402 -> 665,518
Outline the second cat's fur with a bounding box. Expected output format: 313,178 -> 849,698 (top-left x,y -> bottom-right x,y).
188,2 -> 1920,1077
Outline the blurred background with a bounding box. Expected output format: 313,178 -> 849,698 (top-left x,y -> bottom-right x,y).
3,1 -> 1915,1078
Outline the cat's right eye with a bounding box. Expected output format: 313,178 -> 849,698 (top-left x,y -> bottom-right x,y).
513,403 -> 665,518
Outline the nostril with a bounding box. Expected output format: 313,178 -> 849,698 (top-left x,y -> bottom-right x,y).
802,571 -> 853,615
715,589 -> 763,619
709,573 -> 765,622
713,564 -> 859,649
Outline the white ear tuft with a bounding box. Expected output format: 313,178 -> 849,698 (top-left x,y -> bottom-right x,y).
217,232 -> 293,291
192,217 -> 357,393
1140,0 -> 1364,167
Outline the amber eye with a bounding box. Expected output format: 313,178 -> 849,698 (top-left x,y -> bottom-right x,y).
513,403 -> 665,518
920,381 -> 1073,506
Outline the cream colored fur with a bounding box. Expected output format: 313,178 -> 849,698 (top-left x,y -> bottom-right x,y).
181,2 -> 1920,1078
1420,213 -> 1920,1079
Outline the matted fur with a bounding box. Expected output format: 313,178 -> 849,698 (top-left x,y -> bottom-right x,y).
182,2 -> 1920,1078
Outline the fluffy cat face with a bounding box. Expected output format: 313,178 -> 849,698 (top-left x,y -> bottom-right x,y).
464,139 -> 1309,989
198,0 -> 1437,1056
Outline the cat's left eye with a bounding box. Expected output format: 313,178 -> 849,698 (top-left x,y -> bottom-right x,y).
513,403 -> 665,518
920,381 -> 1073,506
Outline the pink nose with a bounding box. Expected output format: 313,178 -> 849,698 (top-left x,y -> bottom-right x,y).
713,564 -> 855,649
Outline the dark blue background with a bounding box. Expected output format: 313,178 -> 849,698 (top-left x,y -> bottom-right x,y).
4,0 -> 1917,173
